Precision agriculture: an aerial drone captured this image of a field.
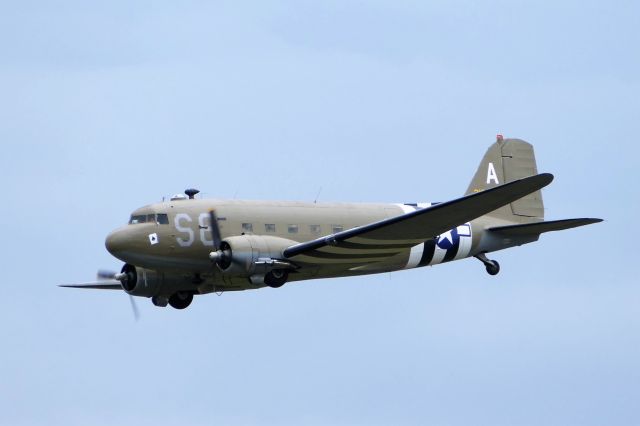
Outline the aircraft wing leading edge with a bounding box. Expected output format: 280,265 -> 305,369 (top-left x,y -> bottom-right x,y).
284,173 -> 554,259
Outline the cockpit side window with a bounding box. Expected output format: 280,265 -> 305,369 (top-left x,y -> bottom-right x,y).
129,213 -> 169,225
129,215 -> 147,224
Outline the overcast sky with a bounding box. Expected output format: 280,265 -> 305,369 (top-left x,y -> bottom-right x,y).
1,1 -> 638,425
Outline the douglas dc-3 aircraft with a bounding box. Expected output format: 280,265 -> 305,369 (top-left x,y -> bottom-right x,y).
62,137 -> 601,310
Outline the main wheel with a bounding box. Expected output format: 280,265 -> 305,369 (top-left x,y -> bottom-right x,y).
152,295 -> 168,307
264,269 -> 289,288
485,260 -> 500,276
169,291 -> 193,309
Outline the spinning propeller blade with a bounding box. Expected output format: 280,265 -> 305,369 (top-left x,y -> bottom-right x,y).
97,270 -> 118,280
209,210 -> 222,250
208,210 -> 231,268
98,270 -> 139,321
129,295 -> 140,321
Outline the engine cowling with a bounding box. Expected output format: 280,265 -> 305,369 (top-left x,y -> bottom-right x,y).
119,264 -> 166,297
214,235 -> 298,277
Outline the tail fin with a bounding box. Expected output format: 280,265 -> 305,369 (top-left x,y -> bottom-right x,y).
465,137 -> 544,221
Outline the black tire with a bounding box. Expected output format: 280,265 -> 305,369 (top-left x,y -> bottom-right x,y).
151,296 -> 168,307
485,260 -> 500,276
264,269 -> 289,288
168,292 -> 194,309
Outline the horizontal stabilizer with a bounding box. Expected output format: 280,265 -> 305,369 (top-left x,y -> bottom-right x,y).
59,281 -> 123,290
488,218 -> 602,236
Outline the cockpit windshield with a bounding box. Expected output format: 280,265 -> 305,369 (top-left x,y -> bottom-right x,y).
129,213 -> 169,225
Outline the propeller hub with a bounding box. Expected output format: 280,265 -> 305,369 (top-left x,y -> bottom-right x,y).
120,264 -> 137,292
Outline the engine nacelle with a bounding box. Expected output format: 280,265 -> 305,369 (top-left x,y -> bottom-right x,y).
119,264 -> 167,297
217,235 -> 298,277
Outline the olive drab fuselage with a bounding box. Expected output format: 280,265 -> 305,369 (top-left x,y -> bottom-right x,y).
105,198 -> 489,294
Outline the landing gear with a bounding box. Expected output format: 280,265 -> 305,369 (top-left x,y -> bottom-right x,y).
168,291 -> 193,309
475,253 -> 500,276
152,295 -> 169,307
151,292 -> 194,309
485,260 -> 500,275
264,269 -> 289,288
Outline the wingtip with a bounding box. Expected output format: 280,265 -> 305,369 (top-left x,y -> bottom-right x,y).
572,218 -> 603,225
539,172 -> 554,185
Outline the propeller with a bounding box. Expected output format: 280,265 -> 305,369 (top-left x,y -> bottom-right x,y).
97,269 -> 127,281
208,210 -> 230,269
96,270 -> 140,321
208,210 -> 222,249
128,294 -> 140,321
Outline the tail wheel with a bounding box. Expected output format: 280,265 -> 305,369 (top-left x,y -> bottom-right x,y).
169,292 -> 193,309
475,253 -> 500,276
265,269 -> 289,288
485,260 -> 500,276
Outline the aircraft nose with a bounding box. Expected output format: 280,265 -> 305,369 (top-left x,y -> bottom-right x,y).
105,228 -> 129,257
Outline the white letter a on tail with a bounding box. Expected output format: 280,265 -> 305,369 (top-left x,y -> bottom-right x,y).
486,162 -> 499,184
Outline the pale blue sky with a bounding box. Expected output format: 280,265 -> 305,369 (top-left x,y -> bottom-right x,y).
1,1 -> 638,425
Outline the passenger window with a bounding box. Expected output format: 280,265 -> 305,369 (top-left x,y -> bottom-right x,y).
242,223 -> 253,233
332,225 -> 344,233
265,224 -> 276,233
310,224 -> 321,234
157,214 -> 169,224
288,224 -> 299,234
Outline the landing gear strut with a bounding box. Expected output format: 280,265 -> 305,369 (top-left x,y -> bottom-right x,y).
475,253 -> 500,276
168,291 -> 194,309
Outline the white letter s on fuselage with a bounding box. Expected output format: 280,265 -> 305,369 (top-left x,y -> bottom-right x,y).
174,213 -> 195,247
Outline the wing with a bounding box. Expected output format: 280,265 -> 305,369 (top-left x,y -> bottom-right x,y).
284,173 -> 554,262
59,281 -> 123,290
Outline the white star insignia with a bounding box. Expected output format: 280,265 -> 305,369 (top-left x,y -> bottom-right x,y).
438,230 -> 452,244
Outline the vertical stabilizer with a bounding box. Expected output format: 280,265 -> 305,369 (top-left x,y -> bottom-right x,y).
465,137 -> 544,221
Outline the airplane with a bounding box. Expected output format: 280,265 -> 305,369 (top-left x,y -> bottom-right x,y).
61,136 -> 602,310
